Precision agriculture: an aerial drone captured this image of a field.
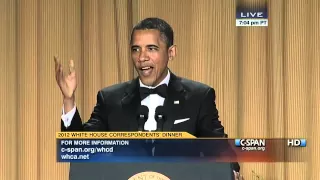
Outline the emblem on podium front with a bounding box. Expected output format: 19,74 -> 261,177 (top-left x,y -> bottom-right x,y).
128,171 -> 170,180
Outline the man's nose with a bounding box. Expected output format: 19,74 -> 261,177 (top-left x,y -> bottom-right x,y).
138,50 -> 149,62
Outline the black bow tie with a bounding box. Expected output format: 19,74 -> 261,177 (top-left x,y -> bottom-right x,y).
139,84 -> 168,100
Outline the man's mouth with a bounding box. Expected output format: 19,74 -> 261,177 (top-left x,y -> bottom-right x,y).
141,66 -> 152,70
140,66 -> 154,77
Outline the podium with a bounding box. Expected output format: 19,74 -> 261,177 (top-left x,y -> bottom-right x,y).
69,162 -> 235,180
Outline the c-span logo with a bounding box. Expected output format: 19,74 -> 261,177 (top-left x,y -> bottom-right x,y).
235,139 -> 266,151
128,171 -> 170,180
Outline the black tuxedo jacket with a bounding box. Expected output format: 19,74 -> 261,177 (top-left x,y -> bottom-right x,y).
61,72 -> 240,172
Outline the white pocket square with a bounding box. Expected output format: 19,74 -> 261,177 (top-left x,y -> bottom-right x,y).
174,118 -> 190,124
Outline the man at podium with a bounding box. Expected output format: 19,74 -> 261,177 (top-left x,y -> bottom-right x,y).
55,17 -> 241,179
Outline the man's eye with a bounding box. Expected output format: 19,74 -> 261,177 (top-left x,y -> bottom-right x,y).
148,47 -> 157,51
132,48 -> 139,52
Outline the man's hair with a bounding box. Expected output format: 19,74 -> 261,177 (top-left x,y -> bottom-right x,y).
130,17 -> 174,48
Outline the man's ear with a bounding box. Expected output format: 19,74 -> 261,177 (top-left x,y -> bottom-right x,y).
168,45 -> 177,61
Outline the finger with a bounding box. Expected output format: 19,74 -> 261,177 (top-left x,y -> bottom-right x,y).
55,65 -> 63,82
60,65 -> 64,79
54,55 -> 61,72
233,171 -> 239,180
69,59 -> 75,74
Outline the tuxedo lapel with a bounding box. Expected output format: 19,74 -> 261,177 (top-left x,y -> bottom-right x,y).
121,78 -> 141,131
162,73 -> 187,131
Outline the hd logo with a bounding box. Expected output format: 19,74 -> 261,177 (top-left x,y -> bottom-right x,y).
235,139 -> 266,151
287,139 -> 306,147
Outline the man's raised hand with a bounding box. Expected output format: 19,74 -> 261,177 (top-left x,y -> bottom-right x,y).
54,56 -> 77,112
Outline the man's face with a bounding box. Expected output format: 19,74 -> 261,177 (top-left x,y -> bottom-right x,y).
131,29 -> 175,86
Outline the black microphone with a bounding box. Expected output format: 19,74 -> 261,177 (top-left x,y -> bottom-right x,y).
137,105 -> 149,131
154,106 -> 166,131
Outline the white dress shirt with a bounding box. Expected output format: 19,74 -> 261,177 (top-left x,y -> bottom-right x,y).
61,70 -> 170,131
